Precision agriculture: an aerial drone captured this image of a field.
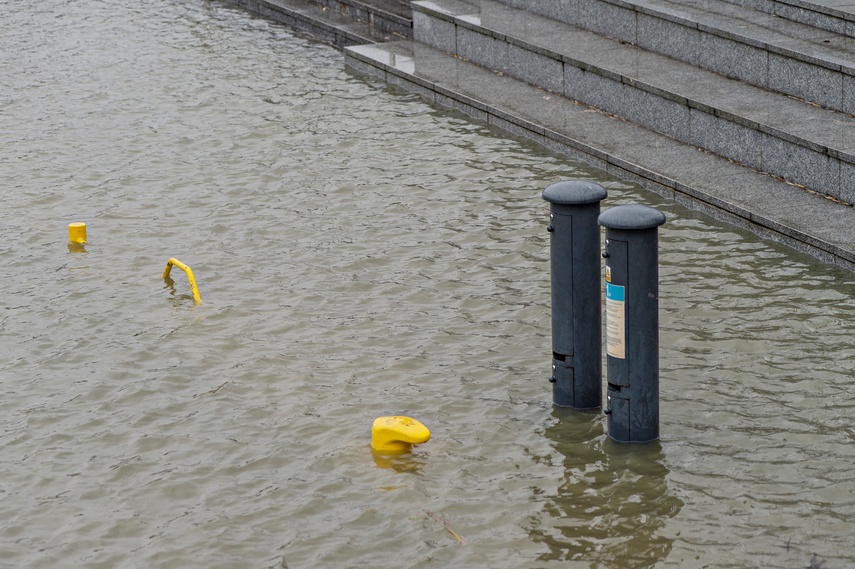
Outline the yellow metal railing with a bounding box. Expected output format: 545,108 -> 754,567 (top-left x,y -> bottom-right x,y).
163,258 -> 202,305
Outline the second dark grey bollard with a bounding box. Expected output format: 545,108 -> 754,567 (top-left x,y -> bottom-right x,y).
542,181 -> 607,409
598,204 -> 666,442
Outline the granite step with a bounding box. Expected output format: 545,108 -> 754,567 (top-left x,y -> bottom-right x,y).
414,0 -> 855,204
489,0 -> 855,114
226,0 -> 411,46
345,39 -> 855,267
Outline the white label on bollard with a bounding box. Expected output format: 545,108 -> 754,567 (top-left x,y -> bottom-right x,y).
606,283 -> 626,359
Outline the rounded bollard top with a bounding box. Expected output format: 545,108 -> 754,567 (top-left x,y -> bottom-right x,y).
371,416 -> 431,454
542,180 -> 608,205
598,204 -> 666,230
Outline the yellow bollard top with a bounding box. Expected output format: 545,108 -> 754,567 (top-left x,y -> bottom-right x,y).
68,222 -> 87,244
371,416 -> 431,454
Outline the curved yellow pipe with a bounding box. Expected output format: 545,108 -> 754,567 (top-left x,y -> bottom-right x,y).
163,258 -> 202,305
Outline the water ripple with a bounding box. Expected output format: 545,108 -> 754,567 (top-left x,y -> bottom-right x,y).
2,1 -> 855,568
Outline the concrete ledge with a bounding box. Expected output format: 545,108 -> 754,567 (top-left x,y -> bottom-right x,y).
345,40 -> 855,271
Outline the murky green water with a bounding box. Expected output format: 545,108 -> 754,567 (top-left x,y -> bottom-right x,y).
2,1 -> 855,567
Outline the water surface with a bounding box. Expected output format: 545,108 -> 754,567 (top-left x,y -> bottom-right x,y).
2,1 -> 854,567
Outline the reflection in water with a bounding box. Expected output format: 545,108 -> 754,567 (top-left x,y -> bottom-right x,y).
531,408 -> 682,567
371,448 -> 428,474
5,0 -> 855,566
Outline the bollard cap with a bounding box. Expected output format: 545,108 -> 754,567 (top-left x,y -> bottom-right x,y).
598,204 -> 666,230
68,222 -> 87,245
371,416 -> 430,454
542,181 -> 608,205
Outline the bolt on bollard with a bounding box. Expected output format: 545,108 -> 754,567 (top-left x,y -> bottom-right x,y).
542,181 -> 608,409
598,204 -> 666,442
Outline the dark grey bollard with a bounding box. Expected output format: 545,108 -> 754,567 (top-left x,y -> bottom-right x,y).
598,204 -> 666,443
542,181 -> 607,409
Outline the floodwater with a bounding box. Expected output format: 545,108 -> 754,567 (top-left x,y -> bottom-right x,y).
2,1 -> 855,567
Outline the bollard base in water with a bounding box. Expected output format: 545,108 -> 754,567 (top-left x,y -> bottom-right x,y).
551,355 -> 600,410
605,387 -> 660,443
599,205 -> 666,444
542,181 -> 607,411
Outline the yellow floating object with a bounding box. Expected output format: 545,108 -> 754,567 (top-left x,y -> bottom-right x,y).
371,416 -> 430,454
163,257 -> 202,305
68,222 -> 87,244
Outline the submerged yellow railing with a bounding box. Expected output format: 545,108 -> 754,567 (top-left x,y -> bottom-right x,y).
163,258 -> 202,305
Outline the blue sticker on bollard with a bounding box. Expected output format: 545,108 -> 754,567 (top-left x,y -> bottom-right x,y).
606,283 -> 626,359
606,282 -> 625,302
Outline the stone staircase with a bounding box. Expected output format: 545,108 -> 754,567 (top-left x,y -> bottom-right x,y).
224,0 -> 855,269
408,0 -> 855,201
